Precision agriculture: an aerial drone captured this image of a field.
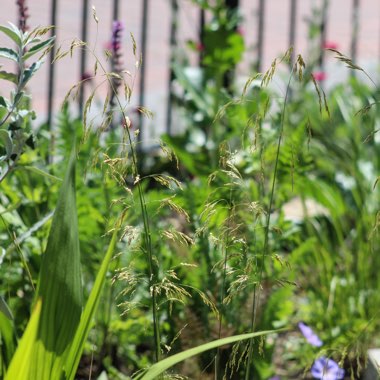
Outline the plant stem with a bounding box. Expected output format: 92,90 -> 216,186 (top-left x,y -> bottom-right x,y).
245,68 -> 295,380
91,56 -> 162,363
215,192 -> 233,380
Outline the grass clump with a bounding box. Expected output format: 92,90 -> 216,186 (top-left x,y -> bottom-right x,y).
0,3 -> 379,380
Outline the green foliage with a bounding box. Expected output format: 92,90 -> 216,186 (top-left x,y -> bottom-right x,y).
0,23 -> 54,184
135,330 -> 278,380
0,4 -> 379,379
3,151 -> 120,379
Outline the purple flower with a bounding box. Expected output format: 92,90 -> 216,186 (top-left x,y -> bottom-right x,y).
108,20 -> 124,108
111,20 -> 124,55
298,322 -> 323,347
311,357 -> 344,380
16,0 -> 29,32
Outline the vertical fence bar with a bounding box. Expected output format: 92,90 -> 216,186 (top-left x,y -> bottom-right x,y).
47,0 -> 58,132
138,0 -> 149,146
79,0 -> 89,115
256,0 -> 265,72
350,0 -> 360,69
112,0 -> 120,21
224,0 -> 239,89
166,0 -> 178,135
288,0 -> 297,67
47,0 -> 58,164
199,7 -> 205,66
318,0 -> 328,73
111,0 -> 120,81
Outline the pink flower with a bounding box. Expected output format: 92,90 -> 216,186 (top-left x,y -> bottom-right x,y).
17,0 -> 29,32
196,42 -> 204,52
323,41 -> 339,50
80,71 -> 93,82
237,26 -> 245,36
104,41 -> 113,51
312,71 -> 327,82
195,42 -> 205,51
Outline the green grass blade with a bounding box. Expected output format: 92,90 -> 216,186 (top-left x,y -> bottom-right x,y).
0,296 -> 13,320
0,312 -> 16,375
65,227 -> 119,380
18,165 -> 62,182
30,150 -> 82,379
5,300 -> 41,380
135,329 -> 278,380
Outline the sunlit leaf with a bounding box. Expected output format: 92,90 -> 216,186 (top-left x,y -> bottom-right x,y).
135,330 -> 278,379
0,24 -> 22,46
30,150 -> 82,379
65,227 -> 119,380
5,300 -> 41,380
0,48 -> 19,63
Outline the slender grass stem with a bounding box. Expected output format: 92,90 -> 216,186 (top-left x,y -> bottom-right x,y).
215,192 -> 233,379
245,68 -> 295,380
0,215 -> 35,291
86,54 -> 162,363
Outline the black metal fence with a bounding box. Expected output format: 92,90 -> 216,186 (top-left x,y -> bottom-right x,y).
4,0 -> 379,140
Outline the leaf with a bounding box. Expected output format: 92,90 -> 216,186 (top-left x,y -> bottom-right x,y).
65,227 -> 119,380
0,24 -> 22,47
5,300 -> 42,380
23,36 -> 55,61
172,63 -> 213,117
17,165 -> 62,182
0,311 -> 16,375
21,61 -> 42,88
134,329 -> 279,379
0,130 -> 13,161
29,150 -> 82,379
0,48 -> 19,63
0,96 -> 7,108
0,296 -> 13,320
5,211 -> 54,256
0,71 -> 18,85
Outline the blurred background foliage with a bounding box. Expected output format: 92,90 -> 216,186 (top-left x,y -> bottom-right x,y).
0,1 -> 379,379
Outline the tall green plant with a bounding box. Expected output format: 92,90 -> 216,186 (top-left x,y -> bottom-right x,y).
0,23 -> 54,183
3,149 -> 120,379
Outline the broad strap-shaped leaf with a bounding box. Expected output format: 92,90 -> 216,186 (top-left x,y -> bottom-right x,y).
65,227 -> 119,380
5,300 -> 42,380
134,329 -> 278,380
29,150 -> 82,379
0,312 -> 16,376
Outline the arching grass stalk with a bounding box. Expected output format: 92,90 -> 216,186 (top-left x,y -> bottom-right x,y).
82,52 -> 162,363
245,63 -> 298,380
215,190 -> 233,380
66,8 -> 162,363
